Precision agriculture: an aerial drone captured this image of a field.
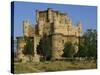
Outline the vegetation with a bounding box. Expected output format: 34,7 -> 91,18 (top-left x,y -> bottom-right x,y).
63,42 -> 77,58
14,60 -> 97,74
14,29 -> 97,73
23,37 -> 34,55
63,29 -> 97,59
77,29 -> 97,59
37,35 -> 51,61
22,29 -> 97,60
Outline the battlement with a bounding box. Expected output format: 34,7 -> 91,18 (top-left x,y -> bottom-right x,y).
36,8 -> 69,24
23,8 -> 82,37
16,8 -> 83,62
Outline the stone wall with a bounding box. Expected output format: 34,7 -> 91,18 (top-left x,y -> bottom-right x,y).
51,34 -> 64,60
23,20 -> 30,37
16,37 -> 26,62
16,37 -> 40,62
16,8 -> 82,62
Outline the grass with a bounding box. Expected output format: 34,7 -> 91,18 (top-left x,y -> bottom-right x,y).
13,60 -> 97,74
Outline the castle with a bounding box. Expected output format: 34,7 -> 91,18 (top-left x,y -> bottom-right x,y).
16,8 -> 82,62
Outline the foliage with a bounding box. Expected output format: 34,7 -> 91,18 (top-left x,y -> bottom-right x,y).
23,37 -> 34,55
37,36 -> 51,60
77,29 -> 97,59
63,42 -> 77,58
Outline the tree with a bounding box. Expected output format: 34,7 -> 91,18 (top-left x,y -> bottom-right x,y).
63,42 -> 77,58
23,37 -> 34,55
76,29 -> 97,59
83,29 -> 97,58
37,35 -> 51,61
76,39 -> 88,57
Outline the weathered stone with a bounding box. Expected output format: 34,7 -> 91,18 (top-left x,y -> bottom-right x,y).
32,54 -> 40,62
16,8 -> 82,62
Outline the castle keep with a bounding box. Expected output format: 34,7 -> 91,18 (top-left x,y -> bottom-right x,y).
16,8 -> 82,62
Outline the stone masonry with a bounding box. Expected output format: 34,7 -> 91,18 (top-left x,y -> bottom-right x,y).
16,8 -> 82,62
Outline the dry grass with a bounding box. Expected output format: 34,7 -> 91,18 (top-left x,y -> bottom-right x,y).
13,60 -> 97,74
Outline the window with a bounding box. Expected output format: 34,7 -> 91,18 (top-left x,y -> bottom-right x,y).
62,40 -> 64,44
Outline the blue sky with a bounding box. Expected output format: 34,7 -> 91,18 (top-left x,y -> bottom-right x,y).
13,1 -> 97,39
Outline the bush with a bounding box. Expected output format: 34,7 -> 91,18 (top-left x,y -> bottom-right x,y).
63,42 -> 77,58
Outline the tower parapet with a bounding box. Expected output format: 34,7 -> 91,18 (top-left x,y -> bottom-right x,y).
48,8 -> 52,23
16,8 -> 82,61
77,21 -> 82,37
23,20 -> 30,37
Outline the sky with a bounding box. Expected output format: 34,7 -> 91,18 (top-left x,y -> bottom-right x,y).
12,1 -> 97,40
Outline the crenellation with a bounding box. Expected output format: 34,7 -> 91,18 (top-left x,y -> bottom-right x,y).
16,8 -> 82,62
23,20 -> 30,37
36,10 -> 39,23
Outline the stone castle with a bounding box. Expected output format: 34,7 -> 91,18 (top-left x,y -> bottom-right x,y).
16,8 -> 82,62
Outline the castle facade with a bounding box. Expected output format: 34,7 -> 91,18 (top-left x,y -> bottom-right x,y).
16,8 -> 82,62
